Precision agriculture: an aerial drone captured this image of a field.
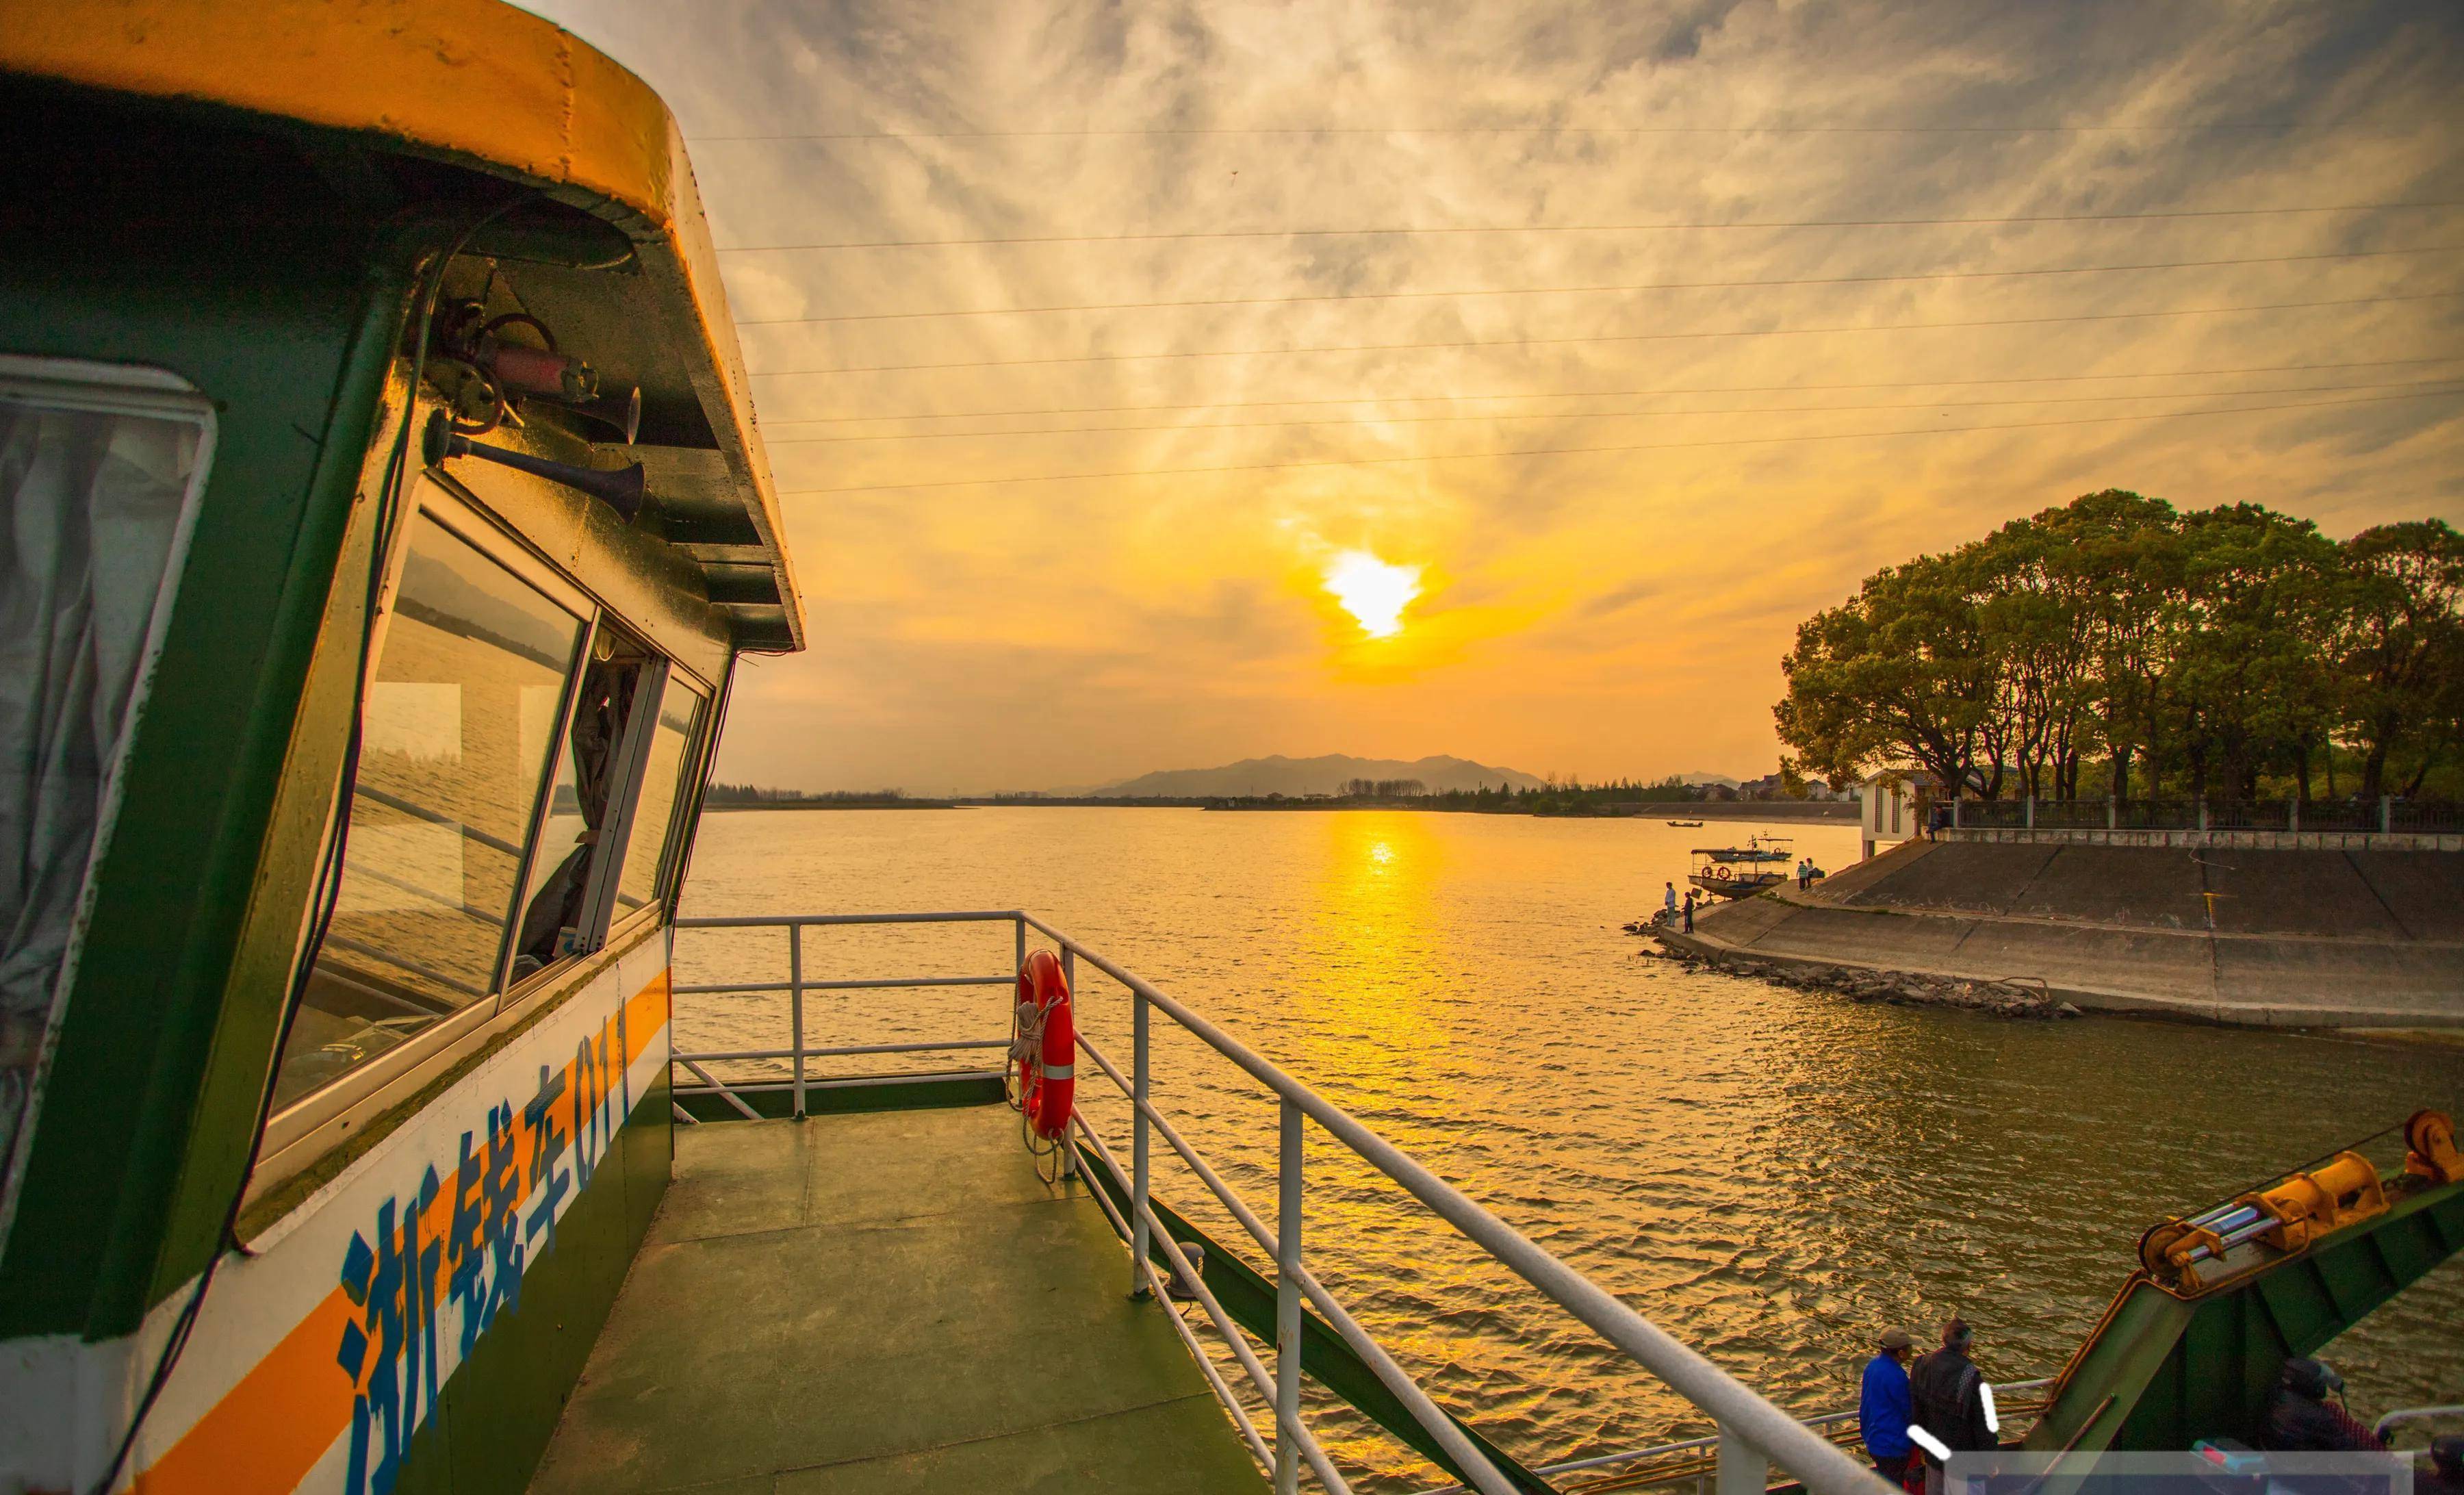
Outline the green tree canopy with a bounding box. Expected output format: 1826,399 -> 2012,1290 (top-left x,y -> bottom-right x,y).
1775,494 -> 2461,802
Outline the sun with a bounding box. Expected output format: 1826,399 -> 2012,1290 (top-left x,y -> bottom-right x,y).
1323,550 -> 1421,639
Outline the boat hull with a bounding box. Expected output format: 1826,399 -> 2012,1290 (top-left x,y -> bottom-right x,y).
1689,873 -> 1783,899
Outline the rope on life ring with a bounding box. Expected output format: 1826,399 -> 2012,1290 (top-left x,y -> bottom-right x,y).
1012,949 -> 1077,1183
1712,865 -> 1732,881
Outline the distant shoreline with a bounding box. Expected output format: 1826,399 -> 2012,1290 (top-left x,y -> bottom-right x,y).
705,798 -> 955,811
952,797 -> 1855,819
1191,798 -> 1855,820
702,797 -> 1855,819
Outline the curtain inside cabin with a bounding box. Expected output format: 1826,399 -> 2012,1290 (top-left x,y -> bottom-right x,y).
0,394 -> 208,1224
509,654 -> 638,979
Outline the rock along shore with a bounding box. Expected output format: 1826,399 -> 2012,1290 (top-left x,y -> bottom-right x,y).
1640,936 -> 2082,1019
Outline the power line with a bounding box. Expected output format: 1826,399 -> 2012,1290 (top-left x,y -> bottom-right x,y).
762,378 -> 2464,445
754,357 -> 2463,426
735,244 -> 2464,324
773,387 -> 2462,496
745,290 -> 2463,378
691,121 -> 2326,142
716,201 -> 2464,253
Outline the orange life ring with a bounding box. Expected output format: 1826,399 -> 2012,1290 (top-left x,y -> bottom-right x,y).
1013,949 -> 1075,1142
1712,865 -> 1732,881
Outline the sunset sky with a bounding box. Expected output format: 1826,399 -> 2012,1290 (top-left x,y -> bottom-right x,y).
527,0 -> 2464,795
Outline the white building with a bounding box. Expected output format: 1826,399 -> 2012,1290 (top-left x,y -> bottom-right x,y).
1856,771 -> 1938,860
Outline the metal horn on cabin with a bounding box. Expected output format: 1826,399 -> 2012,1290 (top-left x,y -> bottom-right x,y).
424,411 -> 646,522
551,384 -> 643,445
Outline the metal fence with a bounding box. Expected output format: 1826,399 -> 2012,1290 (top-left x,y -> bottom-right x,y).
1950,796 -> 2451,834
669,911 -> 1900,1495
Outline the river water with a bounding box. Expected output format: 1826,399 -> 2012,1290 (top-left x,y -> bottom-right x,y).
674,806 -> 2463,1486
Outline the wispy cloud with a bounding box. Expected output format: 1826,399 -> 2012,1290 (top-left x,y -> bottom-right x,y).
525,0 -> 2464,791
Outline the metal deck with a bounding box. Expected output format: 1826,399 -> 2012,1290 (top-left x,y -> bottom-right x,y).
528,1105 -> 1266,1495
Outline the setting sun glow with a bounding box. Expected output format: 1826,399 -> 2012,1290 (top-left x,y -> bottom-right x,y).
1324,551 -> 1421,639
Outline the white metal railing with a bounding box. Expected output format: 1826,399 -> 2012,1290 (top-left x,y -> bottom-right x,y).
669,911 -> 1899,1495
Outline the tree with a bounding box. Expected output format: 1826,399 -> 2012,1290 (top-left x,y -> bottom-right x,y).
1775,491 -> 2455,806
2337,520 -> 2464,802
1339,778 -> 1428,797
1775,549 -> 2001,793
2028,490 -> 2183,802
2162,504 -> 2342,800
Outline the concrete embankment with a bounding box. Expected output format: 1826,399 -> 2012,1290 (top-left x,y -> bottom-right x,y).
1663,839 -> 2464,1030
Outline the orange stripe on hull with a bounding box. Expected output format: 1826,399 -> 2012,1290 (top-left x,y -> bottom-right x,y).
136,971 -> 671,1495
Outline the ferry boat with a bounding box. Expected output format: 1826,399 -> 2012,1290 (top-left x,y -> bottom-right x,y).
1688,836 -> 1797,899
3,9 -> 2459,1495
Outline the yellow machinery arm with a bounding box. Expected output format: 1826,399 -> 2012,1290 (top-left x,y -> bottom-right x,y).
2029,1110 -> 2464,1455
2139,1110 -> 2459,1296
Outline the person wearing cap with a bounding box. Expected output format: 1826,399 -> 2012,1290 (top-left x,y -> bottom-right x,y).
2263,1357 -> 2385,1452
1910,1318 -> 1996,1470
1859,1328 -> 1916,1481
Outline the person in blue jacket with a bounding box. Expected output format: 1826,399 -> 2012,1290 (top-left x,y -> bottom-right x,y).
1860,1327 -> 1916,1483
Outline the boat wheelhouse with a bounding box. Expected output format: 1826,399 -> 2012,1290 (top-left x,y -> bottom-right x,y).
1688,836 -> 1795,899
0,5 -> 797,1491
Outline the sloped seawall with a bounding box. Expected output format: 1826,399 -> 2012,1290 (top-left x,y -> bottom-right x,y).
1670,839 -> 2464,1029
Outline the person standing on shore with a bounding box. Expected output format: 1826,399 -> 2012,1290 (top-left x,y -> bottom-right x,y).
1860,1329 -> 1916,1483
1682,889 -> 1697,933
1664,882 -> 1678,925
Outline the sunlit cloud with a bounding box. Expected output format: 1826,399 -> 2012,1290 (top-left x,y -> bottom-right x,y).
524,0 -> 2464,793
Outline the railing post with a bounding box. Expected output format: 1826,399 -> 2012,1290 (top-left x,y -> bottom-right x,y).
1014,913 -> 1027,976
789,922 -> 806,1121
2198,798 -> 2209,832
1713,1422 -> 1764,1495
1275,1097 -> 1304,1495
2024,793 -> 2034,830
1131,990 -> 1152,1299
2107,796 -> 2117,830
1058,945 -> 1077,1179
2379,795 -> 2393,834
2287,797 -> 2298,833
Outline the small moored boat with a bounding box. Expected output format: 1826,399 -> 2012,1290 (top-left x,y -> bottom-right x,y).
1689,835 -> 1795,898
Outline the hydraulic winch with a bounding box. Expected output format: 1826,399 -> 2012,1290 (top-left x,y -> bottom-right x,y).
2138,1109 -> 2462,1296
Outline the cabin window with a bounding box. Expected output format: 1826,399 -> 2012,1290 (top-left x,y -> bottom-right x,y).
613,673 -> 708,916
509,649 -> 708,967
269,509 -> 586,1110
0,361 -> 214,1233
506,628 -> 658,982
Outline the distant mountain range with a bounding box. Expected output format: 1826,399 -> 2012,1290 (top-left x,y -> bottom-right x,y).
1094,754 -> 1546,798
